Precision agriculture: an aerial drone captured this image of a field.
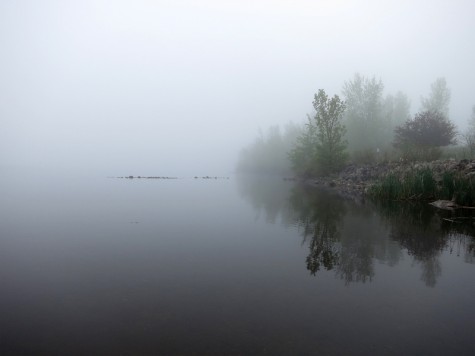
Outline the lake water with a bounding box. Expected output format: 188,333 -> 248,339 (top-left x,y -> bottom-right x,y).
1,173 -> 474,355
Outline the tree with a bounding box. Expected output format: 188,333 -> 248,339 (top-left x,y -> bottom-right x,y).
342,73 -> 385,153
381,91 -> 411,151
289,117 -> 318,176
421,77 -> 451,117
393,110 -> 457,160
237,123 -> 303,175
314,89 -> 348,173
290,89 -> 347,175
464,105 -> 475,156
383,91 -> 411,130
469,105 -> 475,130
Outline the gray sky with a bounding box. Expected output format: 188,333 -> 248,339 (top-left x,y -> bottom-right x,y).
2,0 -> 475,175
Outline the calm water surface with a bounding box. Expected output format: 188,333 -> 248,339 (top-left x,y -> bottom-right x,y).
1,173 -> 474,355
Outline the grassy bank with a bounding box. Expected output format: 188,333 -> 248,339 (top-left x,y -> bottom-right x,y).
368,168 -> 475,206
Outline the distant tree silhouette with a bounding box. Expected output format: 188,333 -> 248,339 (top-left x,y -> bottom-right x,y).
393,110 -> 456,160
421,77 -> 451,117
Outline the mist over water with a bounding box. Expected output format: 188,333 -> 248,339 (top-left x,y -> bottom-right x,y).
1,174 -> 474,354
2,1 -> 475,354
2,1 -> 475,175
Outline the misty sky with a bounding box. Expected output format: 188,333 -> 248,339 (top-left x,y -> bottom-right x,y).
2,0 -> 475,175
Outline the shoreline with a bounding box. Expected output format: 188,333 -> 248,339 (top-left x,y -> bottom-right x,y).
300,158 -> 475,199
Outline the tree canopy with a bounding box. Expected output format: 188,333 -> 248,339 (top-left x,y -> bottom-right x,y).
393,110 -> 456,160
464,105 -> 475,155
342,73 -> 384,152
421,77 -> 451,117
237,123 -> 303,175
290,89 -> 347,175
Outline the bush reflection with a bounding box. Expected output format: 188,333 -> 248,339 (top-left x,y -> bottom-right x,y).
237,176 -> 475,286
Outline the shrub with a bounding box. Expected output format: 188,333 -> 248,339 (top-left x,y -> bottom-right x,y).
393,111 -> 457,161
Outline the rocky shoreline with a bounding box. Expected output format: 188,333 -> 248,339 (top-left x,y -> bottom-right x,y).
305,159 -> 475,197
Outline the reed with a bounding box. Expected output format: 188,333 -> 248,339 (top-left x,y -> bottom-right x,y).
439,171 -> 475,206
369,168 -> 475,205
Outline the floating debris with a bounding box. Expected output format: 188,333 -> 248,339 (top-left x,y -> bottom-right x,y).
429,200 -> 458,210
117,175 -> 229,180
121,176 -> 178,179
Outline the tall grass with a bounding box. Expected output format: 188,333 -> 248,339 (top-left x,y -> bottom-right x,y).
369,168 -> 475,205
439,171 -> 475,206
369,168 -> 437,201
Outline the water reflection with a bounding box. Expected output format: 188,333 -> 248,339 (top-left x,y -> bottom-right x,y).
290,185 -> 380,284
237,175 -> 475,286
236,175 -> 292,224
288,186 -> 345,276
378,201 -> 475,286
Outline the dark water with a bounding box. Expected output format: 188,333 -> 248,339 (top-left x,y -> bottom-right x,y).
1,173 -> 474,355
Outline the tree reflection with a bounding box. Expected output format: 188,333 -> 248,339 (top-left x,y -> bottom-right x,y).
289,186 -> 346,275
288,186 -> 345,274
376,201 -> 474,286
235,175 -> 293,224
237,175 -> 475,286
290,187 -> 475,286
336,232 -> 375,284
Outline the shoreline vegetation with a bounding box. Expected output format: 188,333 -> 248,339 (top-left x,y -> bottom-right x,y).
237,75 -> 475,209
301,158 -> 475,208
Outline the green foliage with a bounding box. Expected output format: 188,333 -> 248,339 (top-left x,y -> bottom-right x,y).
342,74 -> 412,162
369,168 -> 437,201
313,89 -> 348,174
439,171 -> 475,206
342,73 -> 385,153
290,89 -> 348,176
237,123 -> 302,175
288,117 -> 318,176
393,111 -> 457,161
370,168 -> 475,206
397,144 -> 443,162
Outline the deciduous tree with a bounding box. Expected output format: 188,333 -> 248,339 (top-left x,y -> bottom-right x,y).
290,89 -> 347,175
463,105 -> 475,156
421,78 -> 451,117
342,73 -> 384,153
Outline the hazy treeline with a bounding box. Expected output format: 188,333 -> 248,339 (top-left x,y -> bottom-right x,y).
342,74 -> 411,159
237,73 -> 475,176
236,122 -> 303,175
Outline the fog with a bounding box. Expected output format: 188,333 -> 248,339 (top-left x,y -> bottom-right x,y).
2,0 -> 475,176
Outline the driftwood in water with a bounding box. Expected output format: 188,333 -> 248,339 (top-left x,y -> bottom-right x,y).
429,200 -> 458,210
429,200 -> 475,210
